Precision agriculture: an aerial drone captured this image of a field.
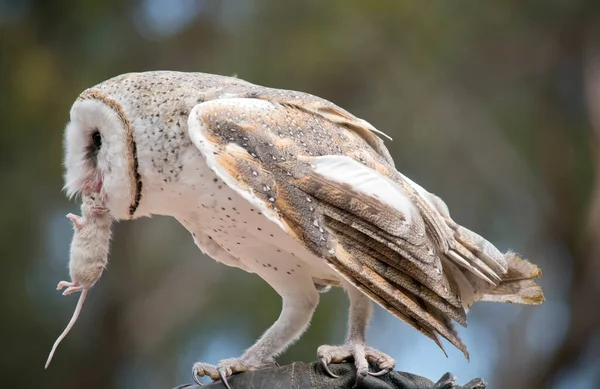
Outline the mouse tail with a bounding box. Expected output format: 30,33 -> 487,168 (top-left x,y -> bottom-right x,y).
45,288 -> 88,369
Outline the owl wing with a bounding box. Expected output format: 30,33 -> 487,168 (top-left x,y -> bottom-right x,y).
186,95 -> 504,357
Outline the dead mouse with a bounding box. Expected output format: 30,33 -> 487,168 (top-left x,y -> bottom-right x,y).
45,194 -> 112,368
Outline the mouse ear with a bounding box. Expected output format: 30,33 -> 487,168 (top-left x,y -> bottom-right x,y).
66,213 -> 84,230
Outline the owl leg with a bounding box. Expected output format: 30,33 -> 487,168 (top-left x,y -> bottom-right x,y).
193,275 -> 319,388
317,281 -> 395,384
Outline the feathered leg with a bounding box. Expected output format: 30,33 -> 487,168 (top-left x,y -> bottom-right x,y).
193,274 -> 320,388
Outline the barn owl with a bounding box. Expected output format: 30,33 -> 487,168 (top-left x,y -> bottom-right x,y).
59,71 -> 544,387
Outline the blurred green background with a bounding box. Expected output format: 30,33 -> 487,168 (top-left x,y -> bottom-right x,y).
2,1 -> 600,388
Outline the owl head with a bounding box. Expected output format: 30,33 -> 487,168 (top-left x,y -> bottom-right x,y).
63,71 -> 260,220
63,72 -> 192,220
63,90 -> 140,220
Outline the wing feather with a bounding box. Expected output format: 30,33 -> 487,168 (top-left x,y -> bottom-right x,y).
326,217 -> 467,326
247,88 -> 395,165
317,202 -> 462,307
333,238 -> 468,358
186,95 -> 534,357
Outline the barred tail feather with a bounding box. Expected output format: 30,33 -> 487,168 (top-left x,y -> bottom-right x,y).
479,252 -> 544,305
448,226 -> 544,308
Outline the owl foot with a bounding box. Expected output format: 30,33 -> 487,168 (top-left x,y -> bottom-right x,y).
317,343 -> 395,384
192,357 -> 276,389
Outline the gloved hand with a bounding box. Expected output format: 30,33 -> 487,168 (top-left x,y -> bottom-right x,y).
173,361 -> 486,389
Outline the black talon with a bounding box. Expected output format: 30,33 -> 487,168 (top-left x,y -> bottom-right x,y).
217,368 -> 232,389
320,359 -> 340,378
172,384 -> 195,389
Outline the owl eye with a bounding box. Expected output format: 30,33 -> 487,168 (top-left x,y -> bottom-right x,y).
92,131 -> 102,149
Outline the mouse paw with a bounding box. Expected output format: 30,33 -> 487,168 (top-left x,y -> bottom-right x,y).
57,281 -> 84,295
66,213 -> 85,230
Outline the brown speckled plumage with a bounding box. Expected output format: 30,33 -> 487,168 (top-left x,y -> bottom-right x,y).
188,95 -> 477,356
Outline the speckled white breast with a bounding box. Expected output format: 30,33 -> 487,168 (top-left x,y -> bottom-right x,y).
145,148 -> 338,286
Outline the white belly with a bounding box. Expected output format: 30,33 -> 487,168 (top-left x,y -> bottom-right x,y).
170,175 -> 338,286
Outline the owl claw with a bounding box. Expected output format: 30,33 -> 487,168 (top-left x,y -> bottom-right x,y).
192,372 -> 203,386
193,358 -> 256,389
317,344 -> 395,384
368,367 -> 392,377
217,368 -> 232,389
320,357 -> 340,378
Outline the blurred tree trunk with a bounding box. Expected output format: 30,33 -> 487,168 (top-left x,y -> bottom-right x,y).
527,27 -> 600,388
